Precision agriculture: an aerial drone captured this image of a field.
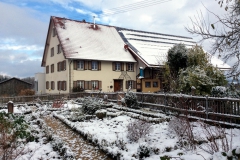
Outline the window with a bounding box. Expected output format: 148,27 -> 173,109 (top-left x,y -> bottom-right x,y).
51,81 -> 55,90
57,81 -> 62,90
52,28 -> 56,37
57,44 -> 61,54
77,81 -> 84,89
46,81 -> 49,89
77,60 -> 84,70
115,62 -> 121,71
57,61 -> 66,71
113,62 -> 124,71
46,65 -> 49,74
145,82 -> 151,88
127,63 -> 134,71
62,81 -> 66,91
92,81 -> 99,89
62,60 -> 66,70
128,81 -> 133,89
57,62 -> 61,71
91,61 -> 98,70
51,64 -> 54,73
51,47 -> 54,57
126,80 -> 136,89
153,81 -> 158,87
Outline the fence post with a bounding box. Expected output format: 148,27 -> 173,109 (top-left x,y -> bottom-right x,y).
206,95 -> 208,119
8,101 -> 14,113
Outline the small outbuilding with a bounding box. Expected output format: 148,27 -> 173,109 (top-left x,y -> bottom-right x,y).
0,77 -> 32,96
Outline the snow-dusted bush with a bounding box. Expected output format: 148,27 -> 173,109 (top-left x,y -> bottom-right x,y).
82,97 -> 101,115
197,121 -> 232,155
137,142 -> 151,159
211,84 -> 240,98
95,109 -> 107,119
211,86 -> 228,97
127,119 -> 152,142
124,91 -> 139,108
168,117 -> 195,150
0,112 -> 35,160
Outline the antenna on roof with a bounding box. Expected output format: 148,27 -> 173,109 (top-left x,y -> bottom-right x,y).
93,16 -> 96,29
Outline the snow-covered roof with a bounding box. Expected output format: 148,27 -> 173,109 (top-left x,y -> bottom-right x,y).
52,17 -> 136,62
116,28 -> 196,66
210,54 -> 231,70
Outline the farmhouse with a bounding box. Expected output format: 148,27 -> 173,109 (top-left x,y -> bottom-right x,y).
0,77 -> 32,96
41,16 -> 228,94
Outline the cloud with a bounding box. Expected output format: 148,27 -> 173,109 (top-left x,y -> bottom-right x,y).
0,50 -> 43,78
0,0 -> 231,78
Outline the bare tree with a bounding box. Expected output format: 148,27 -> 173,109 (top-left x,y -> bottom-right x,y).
186,0 -> 240,79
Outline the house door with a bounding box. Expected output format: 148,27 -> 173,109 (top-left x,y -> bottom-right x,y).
114,80 -> 123,92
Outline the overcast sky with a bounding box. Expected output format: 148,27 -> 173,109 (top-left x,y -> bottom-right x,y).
0,0 -> 227,78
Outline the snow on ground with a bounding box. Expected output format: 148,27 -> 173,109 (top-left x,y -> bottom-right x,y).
54,100 -> 240,160
0,99 -> 240,160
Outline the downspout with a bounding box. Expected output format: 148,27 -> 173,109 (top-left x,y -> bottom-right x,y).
69,59 -> 73,93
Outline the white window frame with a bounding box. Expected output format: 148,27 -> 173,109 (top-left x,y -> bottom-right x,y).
92,61 -> 98,70
128,63 -> 133,71
77,61 -> 84,70
77,81 -> 84,89
115,62 -> 121,71
92,81 -> 98,89
128,80 -> 133,89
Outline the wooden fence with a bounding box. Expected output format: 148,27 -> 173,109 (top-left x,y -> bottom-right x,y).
0,92 -> 240,126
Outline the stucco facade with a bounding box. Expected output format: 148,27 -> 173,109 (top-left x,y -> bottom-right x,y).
34,73 -> 46,95
42,18 -> 137,94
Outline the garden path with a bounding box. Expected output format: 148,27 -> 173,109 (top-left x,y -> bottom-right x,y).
44,116 -> 112,160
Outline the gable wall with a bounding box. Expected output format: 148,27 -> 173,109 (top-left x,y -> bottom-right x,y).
45,24 -> 69,94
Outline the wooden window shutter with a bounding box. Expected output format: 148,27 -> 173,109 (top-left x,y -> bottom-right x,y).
133,81 -> 136,89
98,61 -> 101,70
112,62 -> 115,71
65,81 -> 67,91
57,81 -> 59,90
89,81 -> 92,90
46,66 -> 49,74
73,61 -> 77,70
46,81 -> 49,89
126,63 -> 129,71
121,63 -> 124,71
126,81 -> 128,89
133,63 -> 135,71
84,61 -> 88,70
57,62 -> 59,71
82,81 -> 85,89
73,81 -> 77,88
84,81 -> 88,90
63,60 -> 66,70
88,61 -> 92,70
98,81 -> 102,89
60,81 -> 64,90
